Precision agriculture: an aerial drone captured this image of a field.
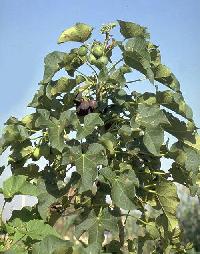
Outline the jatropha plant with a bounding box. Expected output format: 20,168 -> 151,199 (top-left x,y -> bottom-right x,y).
0,20 -> 200,253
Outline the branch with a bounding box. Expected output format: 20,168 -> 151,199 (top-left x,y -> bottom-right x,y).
108,58 -> 123,73
126,77 -> 147,84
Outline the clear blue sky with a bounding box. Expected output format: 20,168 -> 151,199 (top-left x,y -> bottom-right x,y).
0,0 -> 200,127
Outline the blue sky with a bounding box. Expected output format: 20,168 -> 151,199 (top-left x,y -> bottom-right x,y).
0,0 -> 200,129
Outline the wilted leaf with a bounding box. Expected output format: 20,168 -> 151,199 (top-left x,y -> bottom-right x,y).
58,23 -> 93,43
118,20 -> 149,39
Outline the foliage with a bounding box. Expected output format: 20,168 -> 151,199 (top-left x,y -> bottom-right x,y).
0,20 -> 200,253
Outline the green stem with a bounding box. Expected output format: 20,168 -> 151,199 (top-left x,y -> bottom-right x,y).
108,58 -> 123,73
126,77 -> 147,83
85,62 -> 98,78
121,213 -> 148,225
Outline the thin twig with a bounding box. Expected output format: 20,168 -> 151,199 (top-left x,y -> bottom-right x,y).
126,77 -> 147,84
108,58 -> 123,73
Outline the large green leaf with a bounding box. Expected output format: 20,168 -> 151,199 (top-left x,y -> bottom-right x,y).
146,222 -> 160,240
99,132 -> 117,155
163,111 -> 195,142
123,37 -> 154,83
35,110 -> 72,152
7,218 -> 59,241
70,143 -> 107,192
32,235 -> 73,254
36,180 -> 57,221
170,142 -> 200,173
2,175 -> 40,199
58,23 -> 93,43
75,208 -> 118,245
156,179 -> 179,230
2,124 -> 29,148
100,167 -> 138,210
154,64 -> 180,92
43,51 -> 67,83
134,104 -> 169,128
157,90 -> 193,120
47,77 -> 76,98
76,113 -> 104,140
118,20 -> 149,39
143,127 -> 164,156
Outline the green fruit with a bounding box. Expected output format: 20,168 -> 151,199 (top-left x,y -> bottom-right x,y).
91,45 -> 104,58
32,147 -> 41,160
88,53 -> 97,65
78,46 -> 88,56
95,55 -> 108,69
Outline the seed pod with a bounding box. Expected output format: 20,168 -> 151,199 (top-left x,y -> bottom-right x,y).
76,100 -> 90,116
89,100 -> 97,110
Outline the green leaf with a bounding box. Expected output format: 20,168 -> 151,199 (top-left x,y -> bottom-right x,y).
36,180 -> 57,221
170,142 -> 200,173
154,64 -> 180,92
162,111 -> 195,142
36,110 -> 72,152
123,37 -> 154,83
85,243 -> 102,254
157,90 -> 193,120
75,208 -> 118,245
118,20 -> 149,39
43,51 -> 67,83
108,68 -> 126,87
76,113 -> 104,140
143,127 -> 164,156
146,222 -> 160,240
135,104 -> 169,128
70,143 -> 107,192
118,125 -> 132,137
32,235 -> 73,254
156,179 -> 179,230
58,23 -> 93,43
2,124 -> 29,146
47,77 -> 76,98
0,136 -> 7,155
100,167 -> 138,210
7,218 -> 59,241
28,85 -> 45,108
2,175 -> 40,199
99,132 -> 117,155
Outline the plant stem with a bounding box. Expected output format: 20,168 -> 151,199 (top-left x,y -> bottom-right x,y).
108,58 -> 123,72
121,213 -> 148,225
126,77 -> 147,83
